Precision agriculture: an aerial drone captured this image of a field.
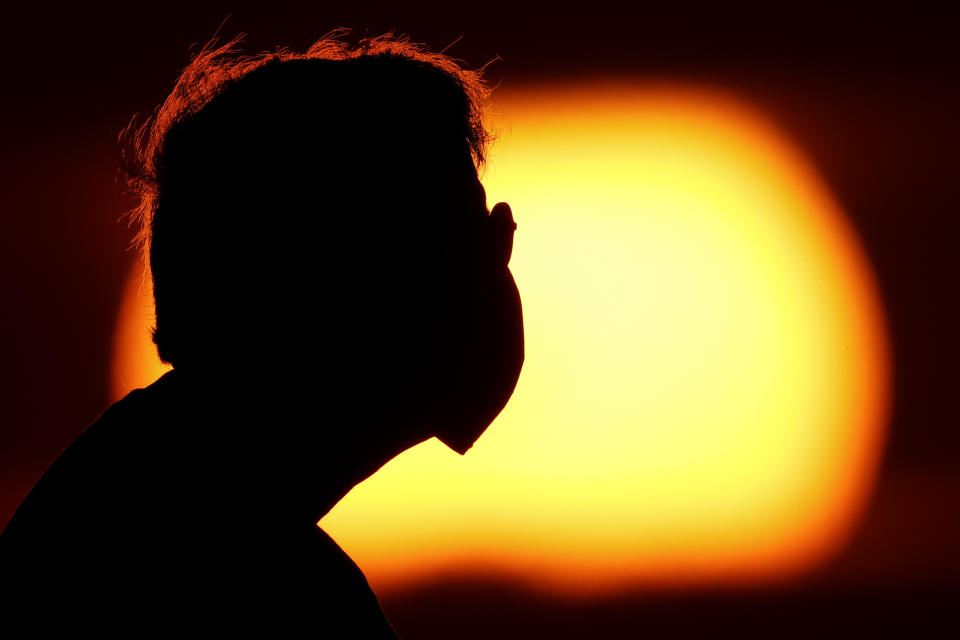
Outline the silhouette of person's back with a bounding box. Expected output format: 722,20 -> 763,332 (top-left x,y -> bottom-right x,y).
0,34 -> 523,636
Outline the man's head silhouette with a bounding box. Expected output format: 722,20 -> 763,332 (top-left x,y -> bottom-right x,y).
1,32 -> 522,634
125,33 -> 524,459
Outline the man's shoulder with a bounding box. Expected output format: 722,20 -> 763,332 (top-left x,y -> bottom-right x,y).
45,369 -> 177,469
0,373 -> 172,547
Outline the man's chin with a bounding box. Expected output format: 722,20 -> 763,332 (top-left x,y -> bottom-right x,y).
436,429 -> 482,456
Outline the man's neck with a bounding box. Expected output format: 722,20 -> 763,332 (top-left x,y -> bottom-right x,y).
158,366 -> 431,527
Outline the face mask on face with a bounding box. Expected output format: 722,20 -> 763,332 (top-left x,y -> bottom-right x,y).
434,202 -> 524,455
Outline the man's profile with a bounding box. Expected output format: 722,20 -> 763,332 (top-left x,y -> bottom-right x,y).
0,33 -> 524,635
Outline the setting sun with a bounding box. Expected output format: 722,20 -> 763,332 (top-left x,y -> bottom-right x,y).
112,82 -> 890,595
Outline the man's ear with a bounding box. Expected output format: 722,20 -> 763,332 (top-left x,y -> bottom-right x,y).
489,202 -> 516,267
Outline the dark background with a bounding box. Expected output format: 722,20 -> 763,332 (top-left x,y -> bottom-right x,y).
1,2 -> 957,636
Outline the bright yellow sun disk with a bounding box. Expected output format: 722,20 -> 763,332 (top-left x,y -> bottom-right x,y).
112,82 -> 890,595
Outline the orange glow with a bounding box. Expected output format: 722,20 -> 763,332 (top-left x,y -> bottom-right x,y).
112,82 -> 891,595
111,264 -> 171,400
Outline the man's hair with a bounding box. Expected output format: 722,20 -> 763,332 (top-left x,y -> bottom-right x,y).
121,32 -> 494,369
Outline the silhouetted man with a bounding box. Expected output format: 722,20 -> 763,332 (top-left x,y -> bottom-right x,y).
0,34 -> 524,636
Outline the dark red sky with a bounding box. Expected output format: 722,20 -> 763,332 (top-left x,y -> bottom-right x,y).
1,3 -> 957,636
